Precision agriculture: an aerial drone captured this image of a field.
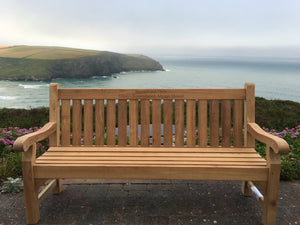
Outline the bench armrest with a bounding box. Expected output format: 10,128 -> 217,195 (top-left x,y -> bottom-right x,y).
247,123 -> 289,154
13,122 -> 57,152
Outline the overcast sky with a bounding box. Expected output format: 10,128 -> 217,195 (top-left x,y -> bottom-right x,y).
1,0 -> 300,57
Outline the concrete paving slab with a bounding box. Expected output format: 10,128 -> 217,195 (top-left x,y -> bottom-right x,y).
0,180 -> 299,225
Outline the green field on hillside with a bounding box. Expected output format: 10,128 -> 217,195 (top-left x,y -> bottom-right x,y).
0,45 -> 163,81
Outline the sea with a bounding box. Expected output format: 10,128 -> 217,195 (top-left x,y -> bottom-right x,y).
1,57 -> 300,109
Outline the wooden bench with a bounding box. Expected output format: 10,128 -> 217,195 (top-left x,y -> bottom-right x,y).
14,83 -> 289,225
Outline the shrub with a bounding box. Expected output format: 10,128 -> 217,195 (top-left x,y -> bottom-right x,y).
0,125 -> 299,181
0,127 -> 48,179
256,125 -> 300,180
1,177 -> 23,194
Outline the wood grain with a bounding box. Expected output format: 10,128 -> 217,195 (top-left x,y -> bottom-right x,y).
84,100 -> 93,146
118,100 -> 128,146
129,100 -> 139,146
244,83 -> 255,147
198,100 -> 208,147
186,100 -> 196,147
221,100 -> 231,147
58,88 -> 246,100
233,99 -> 243,147
140,100 -> 150,146
210,100 -> 219,147
95,99 -> 104,146
106,100 -> 116,146
72,100 -> 82,146
49,83 -> 60,147
175,100 -> 184,147
61,99 -> 70,146
152,100 -> 161,147
163,100 -> 173,147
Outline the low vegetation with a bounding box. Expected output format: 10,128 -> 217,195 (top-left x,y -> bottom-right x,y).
1,97 -> 299,130
0,97 -> 300,182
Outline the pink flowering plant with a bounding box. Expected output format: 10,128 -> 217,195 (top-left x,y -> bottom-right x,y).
0,125 -> 300,181
0,127 -> 49,179
256,125 -> 300,180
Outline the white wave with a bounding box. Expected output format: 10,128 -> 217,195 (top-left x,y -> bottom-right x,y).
0,96 -> 17,100
165,69 -> 171,72
19,84 -> 49,89
92,75 -> 109,79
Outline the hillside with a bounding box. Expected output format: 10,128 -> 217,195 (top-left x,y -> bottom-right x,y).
0,45 -> 164,81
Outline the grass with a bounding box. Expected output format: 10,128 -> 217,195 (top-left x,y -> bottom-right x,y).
0,45 -> 100,59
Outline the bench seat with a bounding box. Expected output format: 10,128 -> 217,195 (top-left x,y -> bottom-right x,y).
34,147 -> 268,181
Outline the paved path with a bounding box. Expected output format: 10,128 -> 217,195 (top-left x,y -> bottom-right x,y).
0,180 -> 299,225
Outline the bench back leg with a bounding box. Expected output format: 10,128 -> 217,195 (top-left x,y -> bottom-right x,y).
241,181 -> 252,196
52,179 -> 63,194
22,146 -> 40,224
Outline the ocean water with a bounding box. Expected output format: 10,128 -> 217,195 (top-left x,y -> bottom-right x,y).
1,57 -> 300,109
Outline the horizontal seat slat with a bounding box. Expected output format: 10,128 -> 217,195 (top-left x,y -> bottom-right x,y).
58,88 -> 246,100
48,147 -> 258,153
33,164 -> 268,181
43,152 -> 263,158
35,161 -> 266,166
37,157 -> 265,162
37,146 -> 266,167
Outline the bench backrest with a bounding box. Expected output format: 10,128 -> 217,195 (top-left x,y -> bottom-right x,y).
49,83 -> 255,148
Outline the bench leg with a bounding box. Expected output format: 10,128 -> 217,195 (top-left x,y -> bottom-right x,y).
241,181 -> 252,196
22,161 -> 40,224
52,179 -> 63,194
262,150 -> 281,225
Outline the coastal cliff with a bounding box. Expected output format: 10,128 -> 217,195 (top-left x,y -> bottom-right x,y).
0,46 -> 164,81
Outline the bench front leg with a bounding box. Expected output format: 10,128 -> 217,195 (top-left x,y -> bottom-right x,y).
22,144 -> 40,224
262,146 -> 281,225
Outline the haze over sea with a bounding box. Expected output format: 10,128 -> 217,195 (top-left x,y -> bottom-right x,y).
1,56 -> 300,109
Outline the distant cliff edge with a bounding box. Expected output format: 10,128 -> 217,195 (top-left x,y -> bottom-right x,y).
0,45 -> 164,81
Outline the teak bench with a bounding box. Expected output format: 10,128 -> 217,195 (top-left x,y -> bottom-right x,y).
14,83 -> 289,225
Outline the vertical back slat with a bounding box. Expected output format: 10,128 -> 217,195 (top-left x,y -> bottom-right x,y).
49,83 -> 60,147
244,83 -> 255,147
221,100 -> 231,147
61,99 -> 70,146
129,99 -> 139,146
233,99 -> 243,147
72,99 -> 82,146
198,100 -> 207,147
152,99 -> 161,147
84,99 -> 93,146
106,100 -> 116,146
95,99 -> 104,146
175,99 -> 184,147
118,99 -> 128,146
210,100 -> 219,147
186,100 -> 196,147
141,100 -> 150,146
163,99 -> 173,147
